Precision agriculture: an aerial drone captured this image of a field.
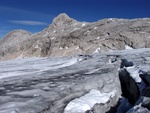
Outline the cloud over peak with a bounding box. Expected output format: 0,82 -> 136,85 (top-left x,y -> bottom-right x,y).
9,20 -> 48,26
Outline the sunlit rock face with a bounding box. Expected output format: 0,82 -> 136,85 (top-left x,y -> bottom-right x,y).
0,48 -> 150,113
0,13 -> 150,61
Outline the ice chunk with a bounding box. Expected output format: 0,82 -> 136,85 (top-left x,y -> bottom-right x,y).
126,66 -> 141,83
64,89 -> 116,113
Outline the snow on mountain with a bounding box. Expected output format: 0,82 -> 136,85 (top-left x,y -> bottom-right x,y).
125,45 -> 133,50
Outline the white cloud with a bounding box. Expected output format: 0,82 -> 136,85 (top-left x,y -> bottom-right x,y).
0,30 -> 8,33
0,5 -> 53,26
9,20 -> 48,26
0,5 -> 53,18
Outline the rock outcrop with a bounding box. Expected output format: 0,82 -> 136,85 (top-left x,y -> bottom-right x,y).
0,30 -> 32,60
0,13 -> 150,61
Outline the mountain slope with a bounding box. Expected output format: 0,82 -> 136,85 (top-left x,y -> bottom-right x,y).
0,13 -> 150,61
0,30 -> 32,60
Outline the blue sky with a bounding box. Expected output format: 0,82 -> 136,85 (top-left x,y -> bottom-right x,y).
0,0 -> 150,39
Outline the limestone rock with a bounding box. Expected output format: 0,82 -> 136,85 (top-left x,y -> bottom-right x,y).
0,14 -> 150,61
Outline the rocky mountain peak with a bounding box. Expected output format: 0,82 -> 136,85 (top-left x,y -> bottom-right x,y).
52,13 -> 76,27
4,30 -> 31,38
53,13 -> 72,23
0,30 -> 31,45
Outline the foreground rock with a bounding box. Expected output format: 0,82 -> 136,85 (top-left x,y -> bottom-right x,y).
0,48 -> 150,113
0,13 -> 150,61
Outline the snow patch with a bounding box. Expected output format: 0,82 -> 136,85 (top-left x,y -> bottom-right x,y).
35,45 -> 39,49
93,47 -> 101,53
125,66 -> 141,83
51,37 -> 55,40
16,54 -> 23,59
34,45 -> 41,50
94,27 -> 97,29
74,23 -> 77,26
59,47 -> 63,49
43,32 -> 48,37
75,46 -> 79,50
71,28 -> 80,32
81,23 -> 86,27
37,40 -> 42,45
108,18 -> 114,21
125,45 -> 133,50
64,89 -> 116,113
65,46 -> 69,49
97,37 -> 100,39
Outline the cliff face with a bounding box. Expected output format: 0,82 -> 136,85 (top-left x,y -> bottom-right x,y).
0,13 -> 150,61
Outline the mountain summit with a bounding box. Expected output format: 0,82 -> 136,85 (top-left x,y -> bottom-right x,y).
52,13 -> 74,24
0,13 -> 150,61
45,13 -> 77,33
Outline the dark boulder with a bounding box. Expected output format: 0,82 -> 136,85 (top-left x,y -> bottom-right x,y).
119,68 -> 140,105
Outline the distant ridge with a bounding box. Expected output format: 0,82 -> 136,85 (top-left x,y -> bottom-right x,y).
0,13 -> 150,61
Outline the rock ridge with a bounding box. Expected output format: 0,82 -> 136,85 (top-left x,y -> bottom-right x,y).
0,13 -> 150,61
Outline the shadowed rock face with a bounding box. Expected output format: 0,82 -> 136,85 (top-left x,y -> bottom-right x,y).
0,13 -> 150,61
119,68 -> 140,105
0,48 -> 150,113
